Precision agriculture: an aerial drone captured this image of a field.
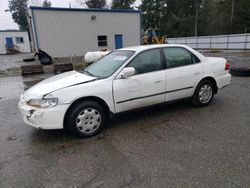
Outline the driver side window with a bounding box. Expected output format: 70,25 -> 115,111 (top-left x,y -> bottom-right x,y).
128,49 -> 162,75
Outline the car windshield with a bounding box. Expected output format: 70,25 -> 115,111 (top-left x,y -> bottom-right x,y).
83,50 -> 135,78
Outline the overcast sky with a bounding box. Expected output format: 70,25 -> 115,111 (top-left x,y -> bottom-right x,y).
0,0 -> 141,30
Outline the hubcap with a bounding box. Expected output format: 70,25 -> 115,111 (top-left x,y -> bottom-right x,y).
198,84 -> 213,104
76,108 -> 101,134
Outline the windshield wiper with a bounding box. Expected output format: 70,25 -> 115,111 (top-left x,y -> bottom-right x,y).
82,70 -> 95,77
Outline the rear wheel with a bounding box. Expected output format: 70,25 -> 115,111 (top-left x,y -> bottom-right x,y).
192,80 -> 215,107
66,101 -> 106,138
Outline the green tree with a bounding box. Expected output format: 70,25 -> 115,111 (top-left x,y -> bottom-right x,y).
140,0 -> 168,31
111,0 -> 136,9
204,0 -> 250,35
42,0 -> 52,7
227,0 -> 250,33
205,0 -> 232,35
85,0 -> 107,8
140,0 -> 250,37
6,0 -> 28,30
141,0 -> 207,37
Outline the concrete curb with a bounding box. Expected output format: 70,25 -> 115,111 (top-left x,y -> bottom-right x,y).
0,63 -> 86,78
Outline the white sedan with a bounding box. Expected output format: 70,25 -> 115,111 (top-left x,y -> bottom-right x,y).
19,44 -> 231,137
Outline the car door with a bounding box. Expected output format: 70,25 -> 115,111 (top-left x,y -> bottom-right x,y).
163,47 -> 203,102
113,49 -> 166,113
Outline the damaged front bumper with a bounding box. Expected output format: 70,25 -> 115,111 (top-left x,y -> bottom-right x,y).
18,99 -> 70,130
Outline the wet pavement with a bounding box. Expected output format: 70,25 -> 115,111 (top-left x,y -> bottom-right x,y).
0,75 -> 52,101
0,74 -> 250,187
0,53 -> 36,71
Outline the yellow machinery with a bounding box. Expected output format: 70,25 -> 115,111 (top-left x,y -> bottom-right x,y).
142,28 -> 166,45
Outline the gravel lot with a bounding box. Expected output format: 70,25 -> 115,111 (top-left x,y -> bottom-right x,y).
0,74 -> 249,187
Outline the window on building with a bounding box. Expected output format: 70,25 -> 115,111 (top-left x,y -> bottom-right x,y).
16,37 -> 24,44
98,35 -> 107,47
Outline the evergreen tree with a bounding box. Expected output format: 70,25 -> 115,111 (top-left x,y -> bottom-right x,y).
111,0 -> 136,9
140,0 -> 250,37
6,0 -> 28,30
233,0 -> 250,33
86,0 -> 107,8
141,0 -> 206,37
42,0 -> 52,7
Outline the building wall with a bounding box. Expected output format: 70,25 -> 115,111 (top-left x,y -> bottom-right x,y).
0,31 -> 31,54
31,8 -> 141,57
167,33 -> 250,50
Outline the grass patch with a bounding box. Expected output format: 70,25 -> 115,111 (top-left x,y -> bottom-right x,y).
73,63 -> 87,71
210,49 -> 222,53
6,67 -> 21,76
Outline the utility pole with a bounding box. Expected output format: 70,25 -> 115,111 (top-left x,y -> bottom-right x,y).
194,0 -> 198,36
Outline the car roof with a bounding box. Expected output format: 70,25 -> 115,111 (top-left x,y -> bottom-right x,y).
119,44 -> 189,52
119,44 -> 205,60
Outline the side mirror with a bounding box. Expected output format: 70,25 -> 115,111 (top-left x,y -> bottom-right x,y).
119,67 -> 135,79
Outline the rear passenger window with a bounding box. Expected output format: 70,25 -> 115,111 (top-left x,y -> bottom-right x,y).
128,49 -> 162,75
163,47 -> 199,68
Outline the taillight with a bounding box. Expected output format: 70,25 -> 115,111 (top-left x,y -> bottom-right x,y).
225,62 -> 230,71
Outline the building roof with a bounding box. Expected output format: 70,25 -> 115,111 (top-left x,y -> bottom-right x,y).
0,30 -> 28,33
30,6 -> 141,14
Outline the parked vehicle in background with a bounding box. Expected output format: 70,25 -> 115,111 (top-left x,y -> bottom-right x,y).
18,44 -> 231,138
142,28 -> 166,45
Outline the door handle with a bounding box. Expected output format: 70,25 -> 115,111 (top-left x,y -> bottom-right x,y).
154,80 -> 163,84
194,72 -> 200,75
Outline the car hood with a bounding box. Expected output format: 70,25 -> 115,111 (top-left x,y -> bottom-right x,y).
23,70 -> 96,101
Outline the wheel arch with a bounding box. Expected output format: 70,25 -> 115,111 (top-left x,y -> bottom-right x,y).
63,96 -> 112,129
197,76 -> 218,94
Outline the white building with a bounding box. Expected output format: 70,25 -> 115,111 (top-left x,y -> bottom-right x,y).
29,6 -> 141,58
0,30 -> 31,54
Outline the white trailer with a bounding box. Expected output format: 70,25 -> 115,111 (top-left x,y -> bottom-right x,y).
0,30 -> 31,54
29,6 -> 141,58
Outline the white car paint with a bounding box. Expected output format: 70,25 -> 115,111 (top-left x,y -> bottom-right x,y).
23,71 -> 97,101
114,69 -> 166,112
18,44 -> 231,130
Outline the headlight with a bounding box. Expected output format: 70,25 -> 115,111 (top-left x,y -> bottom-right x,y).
27,98 -> 58,108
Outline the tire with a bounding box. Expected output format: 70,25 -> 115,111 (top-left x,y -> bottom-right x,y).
66,101 -> 107,138
192,80 -> 215,107
23,58 -> 35,62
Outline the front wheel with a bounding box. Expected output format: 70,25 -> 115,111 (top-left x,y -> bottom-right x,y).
192,80 -> 215,107
66,101 -> 107,138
